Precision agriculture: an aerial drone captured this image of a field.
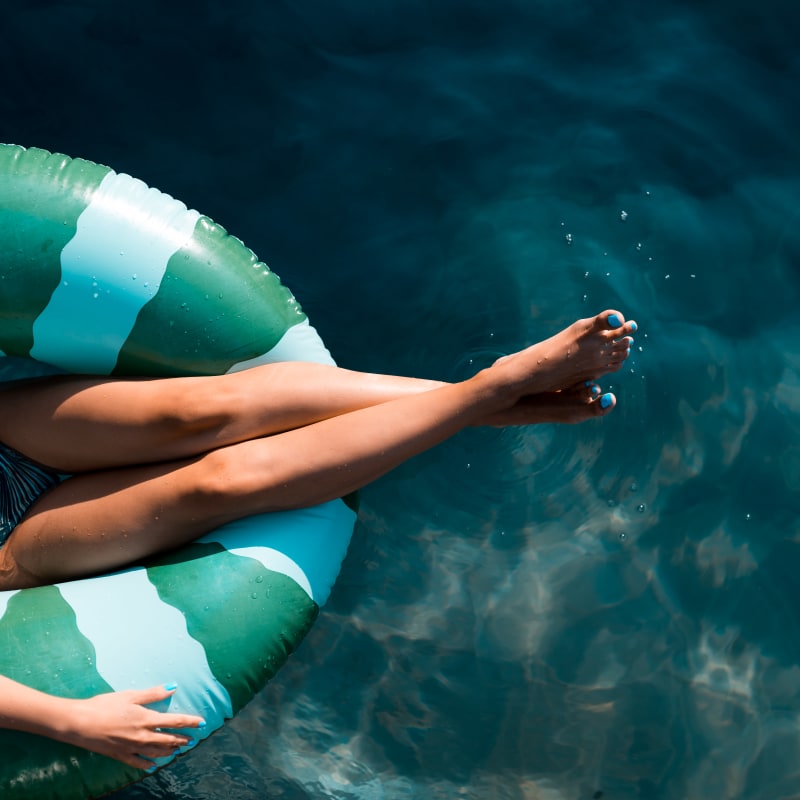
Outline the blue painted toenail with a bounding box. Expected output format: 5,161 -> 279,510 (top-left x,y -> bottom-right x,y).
608,313 -> 622,328
584,380 -> 592,386
630,320 -> 638,332
600,393 -> 613,409
591,385 -> 600,396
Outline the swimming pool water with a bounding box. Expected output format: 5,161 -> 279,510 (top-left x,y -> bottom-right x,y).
4,1 -> 800,798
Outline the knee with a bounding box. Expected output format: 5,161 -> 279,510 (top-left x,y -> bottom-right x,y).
157,378 -> 237,442
188,446 -> 278,517
0,540 -> 45,590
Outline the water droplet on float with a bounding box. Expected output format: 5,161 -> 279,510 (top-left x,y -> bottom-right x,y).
255,575 -> 263,584
607,499 -> 616,508
92,292 -> 99,299
630,483 -> 638,492
637,504 -> 646,513
250,592 -> 258,600
132,274 -> 137,280
618,532 -> 627,542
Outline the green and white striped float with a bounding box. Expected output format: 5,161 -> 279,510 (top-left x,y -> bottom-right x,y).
0,144 -> 357,799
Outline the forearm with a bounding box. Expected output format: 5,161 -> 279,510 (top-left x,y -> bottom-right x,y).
0,674 -> 74,742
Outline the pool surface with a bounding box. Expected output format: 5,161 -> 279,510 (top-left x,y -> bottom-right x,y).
3,1 -> 799,798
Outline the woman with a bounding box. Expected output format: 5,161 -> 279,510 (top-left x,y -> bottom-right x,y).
0,309 -> 636,769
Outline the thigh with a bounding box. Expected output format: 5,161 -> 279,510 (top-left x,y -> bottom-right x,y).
0,453 -> 228,589
0,374 -> 221,473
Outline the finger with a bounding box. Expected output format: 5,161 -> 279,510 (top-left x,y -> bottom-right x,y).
128,683 -> 179,705
136,738 -> 195,758
144,712 -> 207,731
119,753 -> 157,771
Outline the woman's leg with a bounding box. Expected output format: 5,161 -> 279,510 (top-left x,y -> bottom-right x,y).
0,311 -> 635,473
0,310 -> 634,588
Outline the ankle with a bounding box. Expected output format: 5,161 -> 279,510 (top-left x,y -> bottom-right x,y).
465,369 -> 515,414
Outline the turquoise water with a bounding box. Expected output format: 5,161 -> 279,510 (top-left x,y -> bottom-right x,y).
5,1 -> 800,798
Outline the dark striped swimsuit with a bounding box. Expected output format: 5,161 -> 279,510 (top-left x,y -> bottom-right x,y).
0,443 -> 61,547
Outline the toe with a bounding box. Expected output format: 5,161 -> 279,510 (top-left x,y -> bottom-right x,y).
611,336 -> 634,351
594,392 -> 616,414
604,310 -> 626,331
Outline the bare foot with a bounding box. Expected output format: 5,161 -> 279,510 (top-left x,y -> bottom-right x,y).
484,310 -> 636,401
482,381 -> 616,427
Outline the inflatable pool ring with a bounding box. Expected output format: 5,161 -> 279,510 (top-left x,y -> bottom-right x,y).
0,144 -> 357,799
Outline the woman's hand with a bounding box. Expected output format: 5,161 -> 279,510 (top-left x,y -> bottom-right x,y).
56,684 -> 206,770
0,676 -> 205,771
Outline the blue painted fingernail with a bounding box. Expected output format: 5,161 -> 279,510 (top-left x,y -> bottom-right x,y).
163,682 -> 178,692
630,320 -> 638,332
600,393 -> 613,409
146,765 -> 157,774
197,719 -> 207,728
608,313 -> 622,328
187,738 -> 197,747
